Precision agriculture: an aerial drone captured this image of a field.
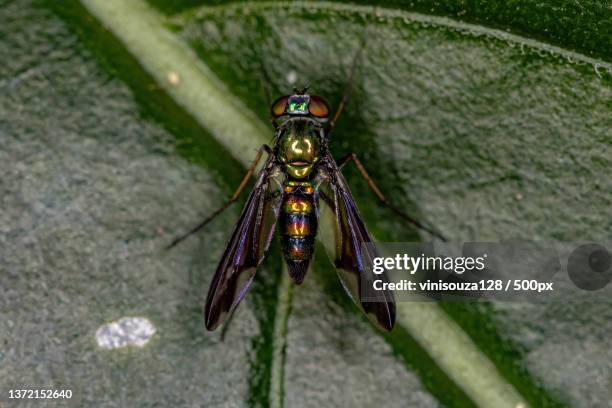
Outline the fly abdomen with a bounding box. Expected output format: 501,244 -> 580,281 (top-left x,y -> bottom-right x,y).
280,186 -> 317,284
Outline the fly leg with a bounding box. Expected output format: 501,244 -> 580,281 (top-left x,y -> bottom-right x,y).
326,33 -> 367,134
256,42 -> 280,131
220,303 -> 238,341
337,153 -> 447,241
167,145 -> 272,249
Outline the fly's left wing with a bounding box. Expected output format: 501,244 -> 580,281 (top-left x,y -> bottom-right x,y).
204,157 -> 283,330
317,154 -> 396,331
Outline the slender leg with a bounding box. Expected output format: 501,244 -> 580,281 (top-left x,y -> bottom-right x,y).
257,49 -> 279,130
220,306 -> 237,341
260,62 -> 273,108
337,153 -> 447,241
326,33 -> 367,134
166,145 -> 272,249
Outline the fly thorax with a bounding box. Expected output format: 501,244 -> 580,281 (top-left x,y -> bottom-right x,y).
278,122 -> 321,179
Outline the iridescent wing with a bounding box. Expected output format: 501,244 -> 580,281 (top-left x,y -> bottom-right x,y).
317,154 -> 396,331
204,157 -> 283,330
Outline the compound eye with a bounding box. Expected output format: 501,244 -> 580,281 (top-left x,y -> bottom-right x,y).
271,96 -> 289,117
308,95 -> 330,118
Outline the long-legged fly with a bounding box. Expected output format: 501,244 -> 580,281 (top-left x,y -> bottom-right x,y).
169,40 -> 445,333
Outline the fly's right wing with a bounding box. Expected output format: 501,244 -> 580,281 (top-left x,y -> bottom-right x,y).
317,155 -> 396,331
204,157 -> 283,330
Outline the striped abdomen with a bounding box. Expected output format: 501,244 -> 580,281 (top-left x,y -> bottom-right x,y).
280,182 -> 317,284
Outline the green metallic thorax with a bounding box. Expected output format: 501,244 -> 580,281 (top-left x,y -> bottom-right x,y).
277,121 -> 321,179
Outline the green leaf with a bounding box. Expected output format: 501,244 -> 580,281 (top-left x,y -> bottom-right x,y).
148,0 -> 612,63
2,0 -> 610,407
0,1 -> 263,405
75,0 -> 530,405
170,3 -> 610,407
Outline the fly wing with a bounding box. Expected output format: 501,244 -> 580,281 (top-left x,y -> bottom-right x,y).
317,155 -> 396,331
204,157 -> 283,330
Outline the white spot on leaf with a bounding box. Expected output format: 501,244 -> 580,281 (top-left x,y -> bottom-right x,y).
167,71 -> 180,85
96,317 -> 156,349
286,70 -> 297,84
